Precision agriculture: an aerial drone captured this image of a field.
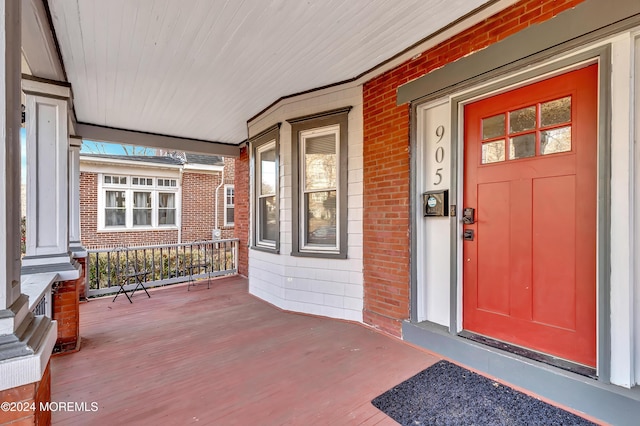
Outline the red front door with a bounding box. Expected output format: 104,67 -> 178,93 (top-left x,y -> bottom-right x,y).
463,64 -> 598,367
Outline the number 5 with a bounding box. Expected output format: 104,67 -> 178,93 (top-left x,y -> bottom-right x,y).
434,168 -> 443,185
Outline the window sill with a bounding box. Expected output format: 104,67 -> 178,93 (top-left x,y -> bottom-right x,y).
251,245 -> 279,254
98,226 -> 179,233
291,250 -> 347,259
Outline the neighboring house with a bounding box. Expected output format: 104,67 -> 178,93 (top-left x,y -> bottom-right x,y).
79,152 -> 235,249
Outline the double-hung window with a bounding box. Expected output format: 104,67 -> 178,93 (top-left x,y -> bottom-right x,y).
224,185 -> 235,226
289,107 -> 350,258
100,174 -> 179,230
251,124 -> 280,252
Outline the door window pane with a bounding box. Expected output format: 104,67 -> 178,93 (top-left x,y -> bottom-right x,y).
541,96 -> 571,127
482,114 -> 505,140
481,140 -> 505,164
509,133 -> 536,159
541,126 -> 572,155
509,106 -> 536,133
305,191 -> 336,246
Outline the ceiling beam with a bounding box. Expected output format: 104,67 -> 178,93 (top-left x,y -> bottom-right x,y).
75,123 -> 241,158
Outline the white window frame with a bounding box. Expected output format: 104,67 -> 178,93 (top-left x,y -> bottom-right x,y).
255,141 -> 277,248
288,107 -> 349,259
224,184 -> 235,226
299,125 -> 340,253
98,173 -> 180,231
250,124 -> 280,253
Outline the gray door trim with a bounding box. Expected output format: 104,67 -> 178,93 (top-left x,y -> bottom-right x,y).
398,0 -> 640,107
410,45 -> 612,381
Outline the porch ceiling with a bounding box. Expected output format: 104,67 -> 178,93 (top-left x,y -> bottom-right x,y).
41,0 -> 490,145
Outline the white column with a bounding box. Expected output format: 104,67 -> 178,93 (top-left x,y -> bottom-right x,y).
21,76 -> 79,280
609,33 -> 635,387
69,135 -> 86,258
0,0 -> 58,393
0,0 -> 23,314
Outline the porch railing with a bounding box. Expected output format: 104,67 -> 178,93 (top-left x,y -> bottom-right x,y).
85,239 -> 239,298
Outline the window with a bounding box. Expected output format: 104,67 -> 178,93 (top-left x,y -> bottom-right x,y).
105,191 -> 126,226
158,193 -> 176,225
133,192 -> 152,226
250,124 -> 280,252
99,174 -> 179,230
480,96 -> 573,165
288,107 -> 350,258
224,185 -> 235,226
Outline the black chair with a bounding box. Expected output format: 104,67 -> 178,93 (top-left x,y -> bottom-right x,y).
112,248 -> 151,303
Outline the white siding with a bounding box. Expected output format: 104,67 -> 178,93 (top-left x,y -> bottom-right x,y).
248,85 -> 363,322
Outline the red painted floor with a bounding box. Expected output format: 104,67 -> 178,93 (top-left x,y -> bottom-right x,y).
51,276 -> 439,425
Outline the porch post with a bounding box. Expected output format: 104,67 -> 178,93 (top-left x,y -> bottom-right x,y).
69,136 -> 86,257
0,0 -> 21,315
0,1 -> 57,418
21,76 -> 80,280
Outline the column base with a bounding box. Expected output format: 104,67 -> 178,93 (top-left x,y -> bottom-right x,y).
22,254 -> 81,281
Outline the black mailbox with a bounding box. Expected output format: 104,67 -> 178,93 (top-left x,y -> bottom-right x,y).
423,190 -> 448,217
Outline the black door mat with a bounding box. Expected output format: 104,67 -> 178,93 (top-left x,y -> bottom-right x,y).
371,360 -> 596,426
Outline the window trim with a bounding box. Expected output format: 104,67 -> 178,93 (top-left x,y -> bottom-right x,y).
250,124 -> 280,253
288,107 -> 350,259
98,173 -> 180,231
224,184 -> 235,226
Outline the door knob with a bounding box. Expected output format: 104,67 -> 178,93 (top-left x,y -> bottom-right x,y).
462,208 -> 475,224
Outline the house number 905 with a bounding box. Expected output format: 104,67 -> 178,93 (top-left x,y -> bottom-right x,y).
434,125 -> 445,185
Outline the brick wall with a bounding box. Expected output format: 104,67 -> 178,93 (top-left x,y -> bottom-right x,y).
181,171 -> 218,242
235,147 -> 249,276
77,256 -> 87,300
361,0 -> 585,336
80,171 -> 179,248
34,361 -> 51,425
0,361 -> 50,425
80,167 -> 236,249
53,269 -> 83,353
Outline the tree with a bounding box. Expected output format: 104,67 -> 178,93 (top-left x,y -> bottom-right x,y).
81,140 -> 156,156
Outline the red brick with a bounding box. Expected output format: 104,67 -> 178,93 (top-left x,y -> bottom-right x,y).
0,363 -> 50,425
234,147 -> 249,277
360,0 -> 584,336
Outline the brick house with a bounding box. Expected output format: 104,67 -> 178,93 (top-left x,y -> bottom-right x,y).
79,153 -> 235,249
3,1 -> 640,425
235,0 -> 640,422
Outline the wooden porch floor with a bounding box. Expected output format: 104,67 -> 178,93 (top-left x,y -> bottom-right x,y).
51,276 -> 439,425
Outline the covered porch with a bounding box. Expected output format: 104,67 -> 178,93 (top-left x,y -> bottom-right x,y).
51,275 -> 438,425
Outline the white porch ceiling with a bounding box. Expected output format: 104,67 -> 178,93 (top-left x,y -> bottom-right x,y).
45,0 -> 491,145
